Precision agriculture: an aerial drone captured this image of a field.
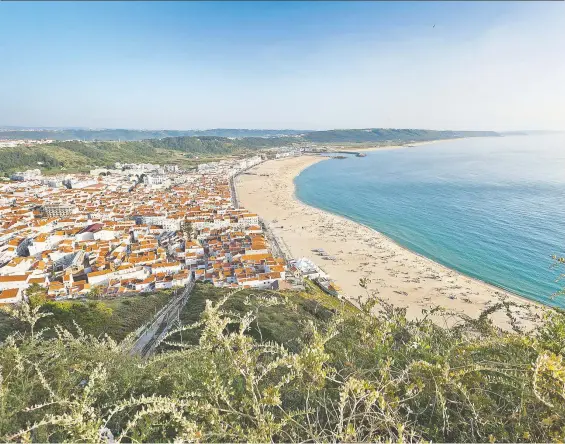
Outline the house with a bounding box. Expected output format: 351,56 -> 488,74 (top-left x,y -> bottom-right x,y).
0,257 -> 34,275
47,281 -> 67,298
28,276 -> 49,287
172,270 -> 191,287
155,275 -> 174,290
87,269 -> 116,286
0,274 -> 30,291
69,280 -> 91,296
0,288 -> 22,304
134,275 -> 155,292
194,269 -> 205,281
150,261 -> 182,275
63,272 -> 74,288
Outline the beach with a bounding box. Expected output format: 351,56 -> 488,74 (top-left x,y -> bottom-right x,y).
236,153 -> 544,329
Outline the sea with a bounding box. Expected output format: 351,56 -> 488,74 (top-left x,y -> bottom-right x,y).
295,134 -> 565,308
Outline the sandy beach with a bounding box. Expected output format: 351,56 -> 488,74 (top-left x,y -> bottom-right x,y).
236,153 -> 544,329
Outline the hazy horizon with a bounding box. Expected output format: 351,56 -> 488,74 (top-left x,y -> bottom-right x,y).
1,2 -> 564,131
1,125 -> 563,134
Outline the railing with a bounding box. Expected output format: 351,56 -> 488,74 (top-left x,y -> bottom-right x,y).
139,280 -> 195,357
129,277 -> 195,358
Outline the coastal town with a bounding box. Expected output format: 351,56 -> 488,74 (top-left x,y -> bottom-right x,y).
0,154 -> 337,305
2,1 -> 564,440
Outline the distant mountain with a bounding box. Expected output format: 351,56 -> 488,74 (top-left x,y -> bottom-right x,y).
0,128 -> 305,141
301,128 -> 499,144
0,136 -> 296,174
0,127 -> 501,142
191,129 -> 306,138
0,128 -> 502,174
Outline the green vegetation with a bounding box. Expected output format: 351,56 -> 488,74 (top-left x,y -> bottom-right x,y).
0,128 -> 305,141
0,290 -> 173,342
0,149 -> 63,173
0,128 -> 501,143
301,128 -> 500,143
180,220 -> 194,240
0,137 -> 290,175
145,135 -> 296,154
0,128 -> 501,174
1,279 -> 565,442
0,310 -> 21,343
38,291 -> 173,341
162,282 -> 357,349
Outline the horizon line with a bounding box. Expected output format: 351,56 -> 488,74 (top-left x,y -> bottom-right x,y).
2,126 -> 563,133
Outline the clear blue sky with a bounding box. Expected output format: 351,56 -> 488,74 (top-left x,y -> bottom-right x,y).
1,1 -> 564,131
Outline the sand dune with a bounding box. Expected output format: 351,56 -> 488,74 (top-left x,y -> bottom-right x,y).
236,154 -> 544,329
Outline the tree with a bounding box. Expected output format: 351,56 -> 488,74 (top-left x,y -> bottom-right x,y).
26,283 -> 47,309
87,286 -> 103,299
181,220 -> 193,240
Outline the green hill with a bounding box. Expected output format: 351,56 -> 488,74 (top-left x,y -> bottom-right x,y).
0,129 -> 500,175
302,128 -> 499,143
0,290 -> 175,343
0,128 -> 305,141
0,137 -> 274,175
0,127 -> 499,144
160,281 -> 358,351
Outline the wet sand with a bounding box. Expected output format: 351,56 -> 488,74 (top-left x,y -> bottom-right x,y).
236,154 -> 544,329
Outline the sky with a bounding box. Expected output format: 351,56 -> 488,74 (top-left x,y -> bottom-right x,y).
1,1 -> 564,131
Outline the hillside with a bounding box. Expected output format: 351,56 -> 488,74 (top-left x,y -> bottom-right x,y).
160,281 -> 359,351
0,290 -> 175,342
0,137 -> 283,174
0,127 -> 500,143
1,282 -> 565,442
0,128 -> 501,174
301,128 -> 500,143
0,128 -> 305,141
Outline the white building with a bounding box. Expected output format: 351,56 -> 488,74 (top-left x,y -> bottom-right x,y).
292,258 -> 327,280
42,203 -> 76,218
165,165 -> 179,173
0,288 -> 22,304
150,262 -> 182,275
87,269 -> 116,286
0,274 -> 30,291
240,213 -> 259,226
63,178 -> 98,189
114,266 -> 148,280
135,215 -> 181,231
143,174 -> 170,187
237,276 -> 280,289
0,257 -> 34,276
11,169 -> 42,181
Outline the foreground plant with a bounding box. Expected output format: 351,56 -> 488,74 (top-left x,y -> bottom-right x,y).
0,286 -> 564,442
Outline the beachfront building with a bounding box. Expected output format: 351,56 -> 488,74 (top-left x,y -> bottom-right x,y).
291,258 -> 328,280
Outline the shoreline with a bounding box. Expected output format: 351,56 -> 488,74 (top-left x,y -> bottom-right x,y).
327,137 -> 474,153
291,158 -> 544,310
236,150 -> 544,329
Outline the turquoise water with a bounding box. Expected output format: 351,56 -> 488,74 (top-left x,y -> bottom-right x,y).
295,135 -> 565,307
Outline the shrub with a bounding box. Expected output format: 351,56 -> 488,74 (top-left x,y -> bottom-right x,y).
0,288 -> 564,442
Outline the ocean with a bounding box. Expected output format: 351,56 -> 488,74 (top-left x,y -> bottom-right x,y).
295,134 -> 565,308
